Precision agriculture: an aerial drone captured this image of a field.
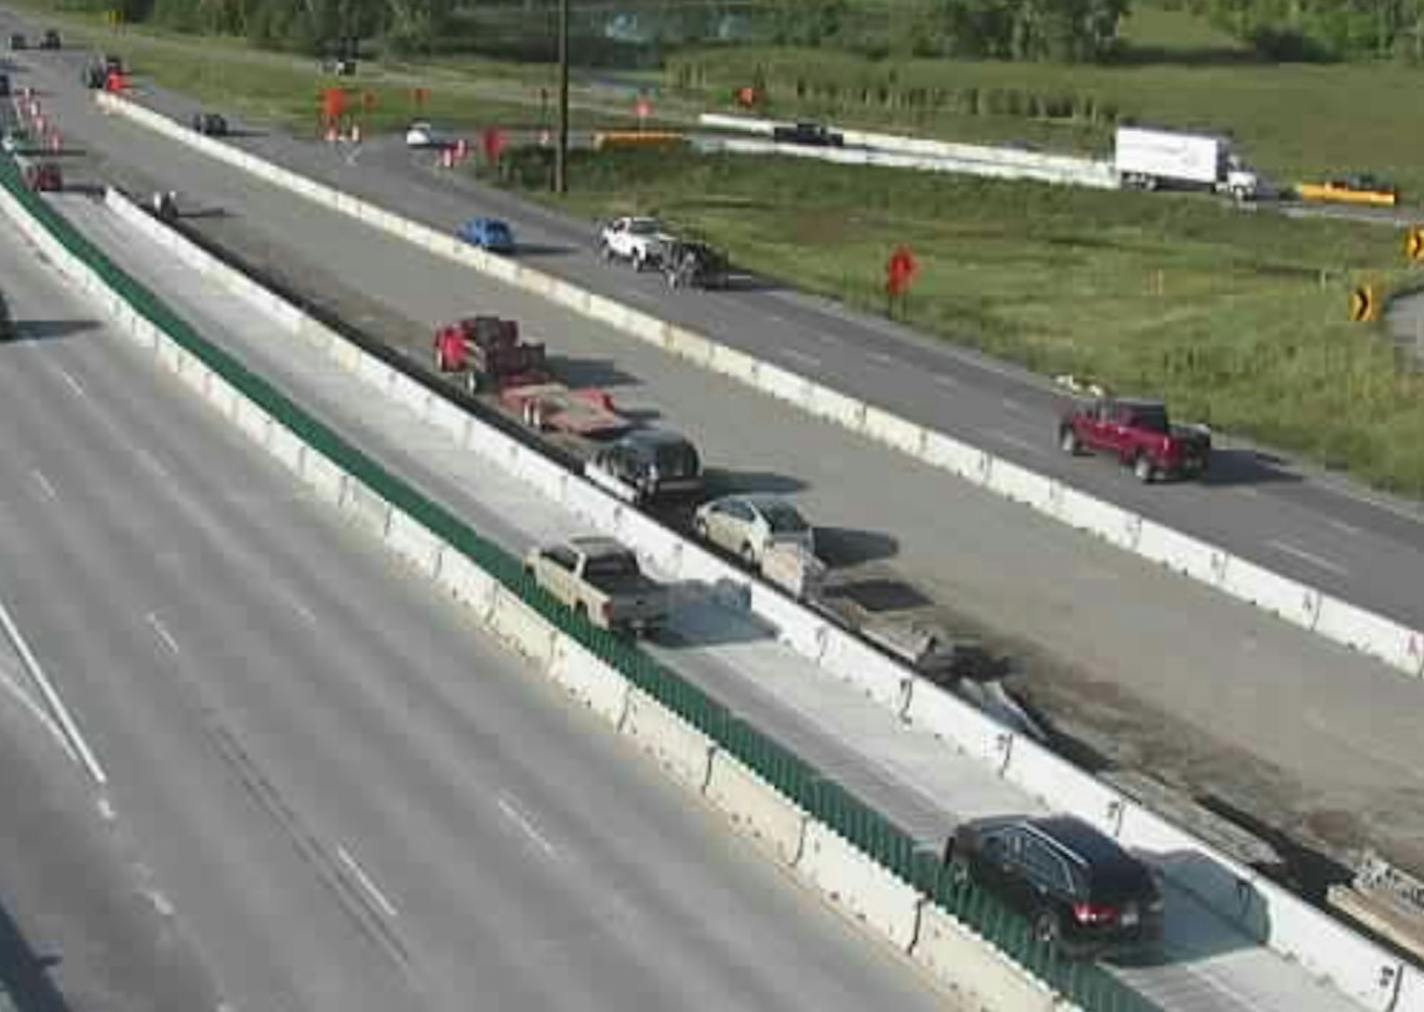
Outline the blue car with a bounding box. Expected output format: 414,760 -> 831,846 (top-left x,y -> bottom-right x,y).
457,216 -> 516,254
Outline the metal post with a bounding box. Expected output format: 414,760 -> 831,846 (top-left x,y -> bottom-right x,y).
554,0 -> 570,193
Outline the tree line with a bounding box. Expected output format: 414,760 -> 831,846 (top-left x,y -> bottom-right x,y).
1191,0 -> 1424,60
86,0 -> 1131,63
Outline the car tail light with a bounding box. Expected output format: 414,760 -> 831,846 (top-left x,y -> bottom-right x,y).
1072,902 -> 1118,925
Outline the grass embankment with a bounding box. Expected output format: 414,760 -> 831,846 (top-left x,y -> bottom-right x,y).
495,147 -> 1424,494
29,1 -> 1424,493
669,5 -> 1424,201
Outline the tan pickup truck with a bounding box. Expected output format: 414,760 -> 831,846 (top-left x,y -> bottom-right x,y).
524,536 -> 669,637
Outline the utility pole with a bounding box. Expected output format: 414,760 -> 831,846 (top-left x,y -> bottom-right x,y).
554,0 -> 570,193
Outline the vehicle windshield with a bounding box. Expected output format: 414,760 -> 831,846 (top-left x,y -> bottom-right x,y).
1130,406 -> 1169,433
653,442 -> 699,477
584,552 -> 639,579
760,501 -> 808,533
627,218 -> 659,235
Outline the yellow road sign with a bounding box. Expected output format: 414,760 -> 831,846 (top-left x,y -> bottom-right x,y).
1350,284 -> 1379,322
1406,226 -> 1424,262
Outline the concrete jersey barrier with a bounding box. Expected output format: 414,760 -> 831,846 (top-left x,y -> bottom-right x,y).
90,100 -> 1424,1006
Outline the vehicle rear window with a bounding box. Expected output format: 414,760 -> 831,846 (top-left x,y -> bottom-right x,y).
1130,407 -> 1169,433
1088,861 -> 1155,901
761,502 -> 808,533
654,442 -> 700,477
584,553 -> 639,579
628,218 -> 658,235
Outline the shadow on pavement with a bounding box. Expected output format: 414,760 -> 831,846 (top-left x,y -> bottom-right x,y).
1199,448 -> 1304,488
701,468 -> 808,497
1134,849 -> 1271,964
662,582 -> 778,648
7,319 -> 101,342
822,577 -> 928,612
511,242 -> 576,258
815,527 -> 900,568
544,354 -> 640,390
0,893 -> 71,1012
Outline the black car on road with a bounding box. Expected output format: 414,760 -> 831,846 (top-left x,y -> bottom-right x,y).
191,112 -> 229,136
771,121 -> 844,147
950,814 -> 1164,958
585,430 -> 703,506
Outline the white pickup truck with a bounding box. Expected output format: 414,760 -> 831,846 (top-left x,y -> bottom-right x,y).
524,536 -> 669,636
598,216 -> 671,271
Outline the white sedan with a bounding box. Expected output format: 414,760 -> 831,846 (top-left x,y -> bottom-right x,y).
404,121 -> 444,148
693,494 -> 814,566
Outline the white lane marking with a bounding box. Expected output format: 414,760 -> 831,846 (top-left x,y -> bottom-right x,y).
145,612 -> 181,656
1001,397 -> 1024,413
97,796 -> 116,821
294,601 -> 318,627
779,347 -> 821,369
986,429 -> 1044,456
1266,539 -> 1349,577
0,590 -> 108,785
866,351 -> 895,366
137,449 -> 171,482
337,845 -> 399,918
498,795 -> 556,856
148,890 -> 175,918
59,369 -> 86,398
932,373 -> 960,390
30,469 -> 56,502
1327,518 -> 1362,537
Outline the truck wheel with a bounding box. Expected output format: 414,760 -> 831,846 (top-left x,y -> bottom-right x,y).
1059,427 -> 1080,455
693,517 -> 708,540
1133,452 -> 1156,483
740,542 -> 757,567
600,242 -> 613,262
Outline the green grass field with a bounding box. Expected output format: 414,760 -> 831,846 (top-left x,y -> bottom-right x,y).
670,5 -> 1424,202
25,0 -> 1424,494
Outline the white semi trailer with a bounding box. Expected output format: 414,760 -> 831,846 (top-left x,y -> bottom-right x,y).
1114,126 -> 1260,200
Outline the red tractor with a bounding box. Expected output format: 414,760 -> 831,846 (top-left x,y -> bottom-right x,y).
432,316 -> 546,391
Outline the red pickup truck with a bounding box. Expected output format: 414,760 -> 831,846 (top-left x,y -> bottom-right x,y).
1058,397 -> 1211,482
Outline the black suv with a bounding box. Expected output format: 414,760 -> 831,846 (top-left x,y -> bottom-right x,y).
586,430 -> 703,505
771,121 -> 844,147
951,814 -> 1164,958
191,112 -> 228,136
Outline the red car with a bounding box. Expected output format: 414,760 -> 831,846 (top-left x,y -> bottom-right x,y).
1059,396 -> 1210,483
